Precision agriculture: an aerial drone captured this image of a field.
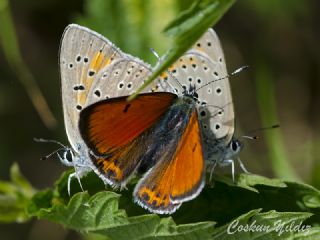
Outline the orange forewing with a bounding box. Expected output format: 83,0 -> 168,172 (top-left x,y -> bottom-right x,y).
135,110 -> 205,212
80,92 -> 176,155
79,92 -> 177,185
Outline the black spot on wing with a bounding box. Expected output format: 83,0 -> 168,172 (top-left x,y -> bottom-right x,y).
142,192 -> 150,201
192,143 -> 197,152
123,104 -> 131,113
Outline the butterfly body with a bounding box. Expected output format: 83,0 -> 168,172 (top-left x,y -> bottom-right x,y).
137,94 -> 197,174
206,136 -> 243,181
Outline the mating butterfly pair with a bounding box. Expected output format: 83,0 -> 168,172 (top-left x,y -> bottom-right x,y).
58,24 -> 243,214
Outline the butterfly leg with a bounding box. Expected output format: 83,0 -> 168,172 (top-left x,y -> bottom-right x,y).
209,160 -> 218,184
67,172 -> 74,196
58,148 -> 91,195
67,171 -> 84,196
221,159 -> 235,182
237,157 -> 250,174
120,184 -> 128,191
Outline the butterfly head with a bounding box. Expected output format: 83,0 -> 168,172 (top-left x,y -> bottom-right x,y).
181,84 -> 199,102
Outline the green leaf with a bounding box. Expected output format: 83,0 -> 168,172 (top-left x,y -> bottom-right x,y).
29,190 -> 215,240
171,173 -> 320,225
26,171 -> 216,239
0,163 -> 36,223
26,189 -> 54,216
1,164 -> 319,238
128,0 -> 236,100
212,173 -> 287,193
25,170 -> 320,239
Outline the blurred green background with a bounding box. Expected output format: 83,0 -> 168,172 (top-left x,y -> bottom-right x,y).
0,0 -> 319,239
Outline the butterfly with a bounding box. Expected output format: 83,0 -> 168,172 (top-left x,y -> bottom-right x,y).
59,24 -> 167,194
155,30 -> 246,183
59,24 -> 243,214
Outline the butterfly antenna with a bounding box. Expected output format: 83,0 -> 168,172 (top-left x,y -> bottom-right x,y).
39,147 -> 66,161
241,135 -> 259,140
196,65 -> 249,92
241,124 -> 280,141
149,48 -> 184,94
231,65 -> 249,75
34,138 -> 69,161
247,124 -> 280,135
33,138 -> 67,148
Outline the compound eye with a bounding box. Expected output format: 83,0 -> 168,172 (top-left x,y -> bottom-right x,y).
64,149 -> 73,162
231,141 -> 238,152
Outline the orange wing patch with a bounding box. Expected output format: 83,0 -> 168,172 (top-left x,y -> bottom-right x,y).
135,110 -> 205,213
170,110 -> 204,201
93,139 -> 138,184
89,50 -> 114,74
80,92 -> 176,154
79,51 -> 116,106
96,157 -> 123,181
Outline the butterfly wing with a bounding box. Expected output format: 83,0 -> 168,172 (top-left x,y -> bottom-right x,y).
60,24 -> 125,151
79,92 -> 177,186
158,29 -> 234,159
86,58 -> 165,102
134,110 -> 205,214
190,29 -> 234,144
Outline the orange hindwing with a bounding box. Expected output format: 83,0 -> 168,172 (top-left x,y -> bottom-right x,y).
134,110 -> 205,214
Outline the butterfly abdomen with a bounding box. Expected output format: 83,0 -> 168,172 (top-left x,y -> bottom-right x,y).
137,96 -> 197,173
